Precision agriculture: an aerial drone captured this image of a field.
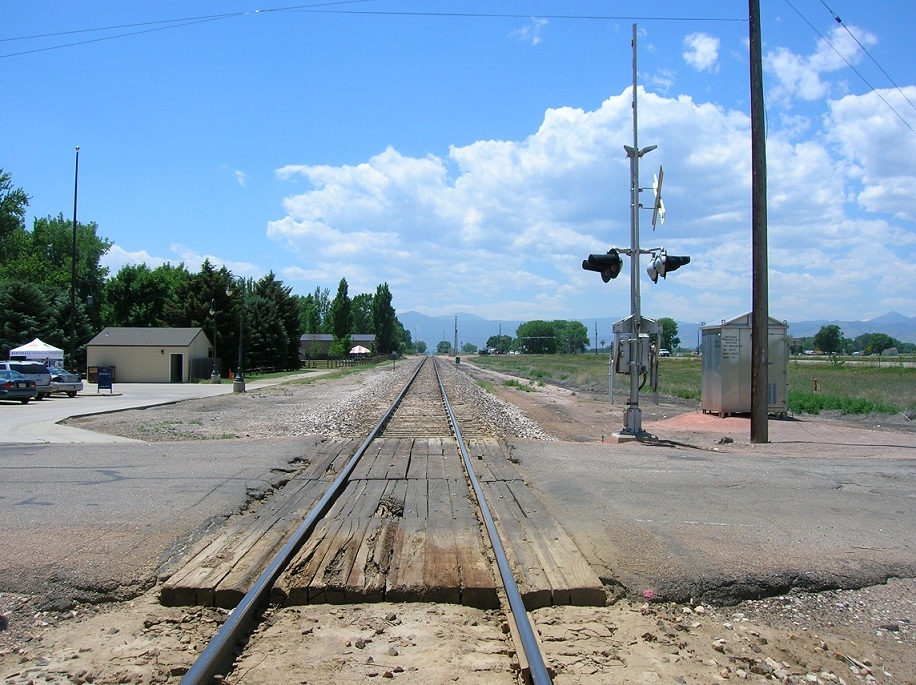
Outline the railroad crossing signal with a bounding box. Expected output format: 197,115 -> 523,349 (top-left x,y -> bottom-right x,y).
582,249 -> 623,282
647,251 -> 690,283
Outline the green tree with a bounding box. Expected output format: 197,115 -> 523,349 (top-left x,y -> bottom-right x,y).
250,272 -> 301,370
554,320 -> 588,353
372,283 -> 397,353
436,340 -> 452,354
329,278 -> 351,342
0,169 -> 31,279
160,260 -> 237,373
102,262 -> 189,327
350,293 -> 373,334
296,293 -> 321,334
658,317 -> 680,351
0,281 -> 56,357
29,214 -> 112,319
814,324 -> 843,354
461,342 -> 478,354
415,340 -> 427,354
516,320 -> 556,354
485,335 -> 513,354
864,333 -> 896,355
312,286 -> 331,333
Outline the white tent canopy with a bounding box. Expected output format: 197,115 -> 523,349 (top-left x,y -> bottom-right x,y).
349,345 -> 370,355
9,338 -> 64,366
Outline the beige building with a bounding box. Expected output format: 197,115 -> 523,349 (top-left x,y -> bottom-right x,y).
86,327 -> 213,383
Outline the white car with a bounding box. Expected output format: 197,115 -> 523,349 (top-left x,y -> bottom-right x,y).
659,349 -> 671,357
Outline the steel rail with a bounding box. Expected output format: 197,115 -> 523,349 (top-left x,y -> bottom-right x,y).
434,359 -> 554,685
181,357 -> 428,685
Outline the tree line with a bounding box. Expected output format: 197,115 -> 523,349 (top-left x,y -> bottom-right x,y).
451,317 -> 682,355
0,168 -> 413,372
796,324 -> 914,356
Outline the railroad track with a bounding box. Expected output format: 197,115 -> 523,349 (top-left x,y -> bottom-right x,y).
173,356 -> 603,684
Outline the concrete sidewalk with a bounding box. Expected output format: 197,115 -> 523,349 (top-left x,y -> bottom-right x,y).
0,373 -> 323,444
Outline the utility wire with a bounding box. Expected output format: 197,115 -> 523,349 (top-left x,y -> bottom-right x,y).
816,0 -> 916,116
1,2 -> 743,59
0,1 -> 373,58
782,0 -> 915,137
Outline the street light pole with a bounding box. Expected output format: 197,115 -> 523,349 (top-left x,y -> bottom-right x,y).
209,299 -> 219,383
231,278 -> 246,393
70,146 -> 79,371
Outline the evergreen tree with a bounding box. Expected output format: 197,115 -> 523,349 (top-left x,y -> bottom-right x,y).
329,278 -> 351,342
372,283 -> 397,353
351,293 -> 373,334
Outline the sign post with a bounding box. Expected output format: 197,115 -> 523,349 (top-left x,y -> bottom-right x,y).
97,366 -> 113,393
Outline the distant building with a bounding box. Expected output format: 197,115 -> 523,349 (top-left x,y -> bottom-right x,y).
299,334 -> 377,359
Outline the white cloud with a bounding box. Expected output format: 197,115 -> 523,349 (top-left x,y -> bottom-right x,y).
101,243 -> 261,282
825,87 -> 916,221
262,83 -> 914,324
101,245 -> 167,273
219,164 -> 249,187
682,33 -> 720,73
765,24 -> 876,103
511,18 -> 548,46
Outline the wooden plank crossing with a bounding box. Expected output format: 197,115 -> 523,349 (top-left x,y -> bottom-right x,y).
161,436 -> 605,611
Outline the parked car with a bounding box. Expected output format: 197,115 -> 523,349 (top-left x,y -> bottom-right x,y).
659,349 -> 671,357
49,367 -> 83,397
0,361 -> 52,399
0,369 -> 38,404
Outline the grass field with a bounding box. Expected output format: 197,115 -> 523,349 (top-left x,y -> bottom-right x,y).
469,353 -> 916,416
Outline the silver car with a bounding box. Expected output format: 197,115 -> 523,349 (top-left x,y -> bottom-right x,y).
0,362 -> 52,399
49,368 -> 84,398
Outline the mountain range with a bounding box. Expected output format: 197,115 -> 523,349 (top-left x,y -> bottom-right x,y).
396,311 -> 916,351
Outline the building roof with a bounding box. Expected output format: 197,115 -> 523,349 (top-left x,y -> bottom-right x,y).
300,333 -> 376,342
88,327 -> 206,347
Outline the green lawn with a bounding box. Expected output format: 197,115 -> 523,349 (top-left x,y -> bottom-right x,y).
470,354 -> 916,416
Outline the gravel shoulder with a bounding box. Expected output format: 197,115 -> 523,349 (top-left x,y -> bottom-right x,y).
1,357 -> 914,684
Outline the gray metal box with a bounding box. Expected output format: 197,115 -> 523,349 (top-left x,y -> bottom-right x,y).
701,313 -> 788,418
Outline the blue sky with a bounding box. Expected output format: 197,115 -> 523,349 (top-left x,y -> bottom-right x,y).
3,1 -> 914,329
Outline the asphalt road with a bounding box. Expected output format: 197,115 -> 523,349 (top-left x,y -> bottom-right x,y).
0,374 -> 913,610
0,380 -> 271,444
0,376 -> 322,608
515,436 -> 916,603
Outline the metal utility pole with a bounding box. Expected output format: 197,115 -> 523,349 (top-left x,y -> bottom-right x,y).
620,24 -> 656,438
70,146 -> 80,371
749,0 -> 770,443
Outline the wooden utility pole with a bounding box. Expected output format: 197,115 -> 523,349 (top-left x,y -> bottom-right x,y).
749,0 -> 769,443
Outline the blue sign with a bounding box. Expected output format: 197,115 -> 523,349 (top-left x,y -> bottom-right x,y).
97,367 -> 113,392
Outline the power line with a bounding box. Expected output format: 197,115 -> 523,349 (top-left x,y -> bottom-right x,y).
0,1 -> 373,58
1,2 -> 743,60
782,0 -> 915,137
816,0 -> 916,116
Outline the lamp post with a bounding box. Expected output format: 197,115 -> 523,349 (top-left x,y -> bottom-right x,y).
209,299 -> 220,383
229,278 -> 246,393
70,146 -> 79,372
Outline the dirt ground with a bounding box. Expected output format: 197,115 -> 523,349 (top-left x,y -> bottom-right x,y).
1,360 -> 914,684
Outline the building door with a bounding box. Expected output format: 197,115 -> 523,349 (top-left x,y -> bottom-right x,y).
170,353 -> 184,383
